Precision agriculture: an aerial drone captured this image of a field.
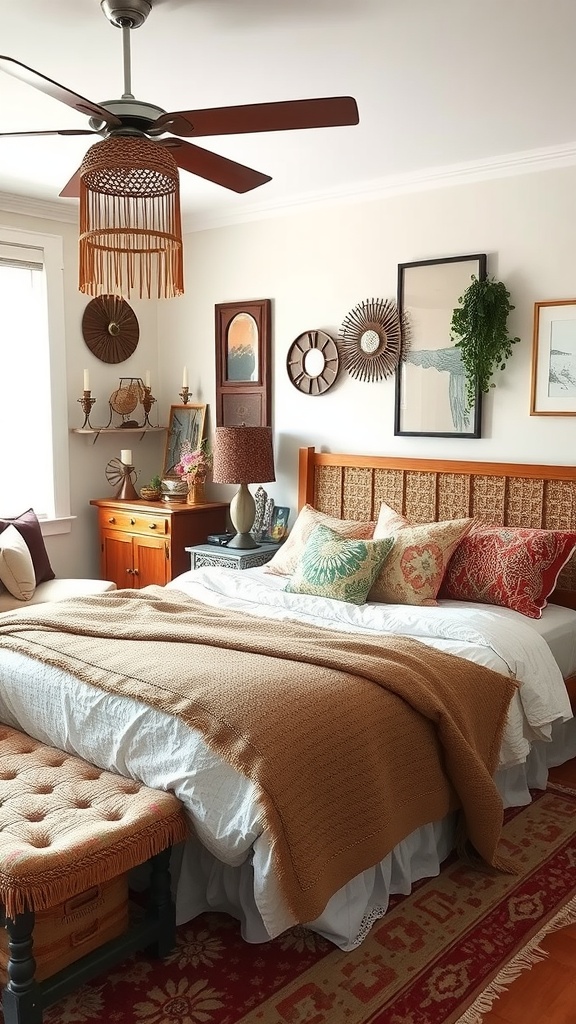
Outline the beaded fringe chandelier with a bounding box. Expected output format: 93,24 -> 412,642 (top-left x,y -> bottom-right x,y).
78,135 -> 184,300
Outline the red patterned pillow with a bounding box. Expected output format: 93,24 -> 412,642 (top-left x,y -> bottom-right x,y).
441,526 -> 576,618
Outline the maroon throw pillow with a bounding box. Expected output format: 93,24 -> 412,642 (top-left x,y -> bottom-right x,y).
0,509 -> 55,585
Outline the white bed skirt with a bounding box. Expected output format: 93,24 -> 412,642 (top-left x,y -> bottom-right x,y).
1,628 -> 574,952
169,716 -> 576,951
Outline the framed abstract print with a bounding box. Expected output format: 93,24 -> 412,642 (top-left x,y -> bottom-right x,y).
215,299 -> 271,426
394,253 -> 487,438
531,299 -> 576,415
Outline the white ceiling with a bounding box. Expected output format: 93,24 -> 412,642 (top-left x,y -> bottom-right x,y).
1,0 -> 575,229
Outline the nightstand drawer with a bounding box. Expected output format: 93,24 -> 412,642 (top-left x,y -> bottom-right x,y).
98,510 -> 169,535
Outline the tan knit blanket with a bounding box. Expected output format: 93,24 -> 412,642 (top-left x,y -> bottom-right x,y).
0,587 -> 518,924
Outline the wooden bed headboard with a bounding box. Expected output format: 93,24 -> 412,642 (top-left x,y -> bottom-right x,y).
297,447 -> 576,609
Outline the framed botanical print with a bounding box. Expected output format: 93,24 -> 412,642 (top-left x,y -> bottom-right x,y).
162,404 -> 206,477
215,299 -> 271,426
531,299 -> 576,415
394,254 -> 487,438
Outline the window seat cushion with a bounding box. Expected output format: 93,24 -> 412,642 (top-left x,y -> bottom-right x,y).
0,578 -> 116,614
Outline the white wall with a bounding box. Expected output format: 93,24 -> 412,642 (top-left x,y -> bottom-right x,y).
3,161 -> 576,577
159,163 -> 576,519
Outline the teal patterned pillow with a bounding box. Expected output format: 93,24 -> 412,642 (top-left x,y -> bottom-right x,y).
285,524 -> 395,604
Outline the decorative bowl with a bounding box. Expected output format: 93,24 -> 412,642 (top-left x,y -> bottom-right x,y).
160,477 -> 188,503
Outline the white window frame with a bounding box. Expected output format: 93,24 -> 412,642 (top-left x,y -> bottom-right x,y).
0,224 -> 71,535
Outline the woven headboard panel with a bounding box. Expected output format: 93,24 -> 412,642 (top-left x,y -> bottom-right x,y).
297,448 -> 576,608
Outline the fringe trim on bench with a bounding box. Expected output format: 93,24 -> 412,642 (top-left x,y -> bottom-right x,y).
0,809 -> 188,919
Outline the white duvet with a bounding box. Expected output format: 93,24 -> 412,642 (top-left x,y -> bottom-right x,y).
0,566 -> 572,946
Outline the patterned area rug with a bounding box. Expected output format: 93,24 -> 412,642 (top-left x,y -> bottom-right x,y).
42,786 -> 576,1024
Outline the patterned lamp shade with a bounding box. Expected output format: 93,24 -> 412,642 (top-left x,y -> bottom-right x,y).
213,426 -> 275,485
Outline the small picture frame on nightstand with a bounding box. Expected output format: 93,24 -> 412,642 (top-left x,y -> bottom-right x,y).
264,506 -> 290,543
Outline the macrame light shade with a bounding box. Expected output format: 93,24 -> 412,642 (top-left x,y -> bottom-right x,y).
78,135 -> 184,300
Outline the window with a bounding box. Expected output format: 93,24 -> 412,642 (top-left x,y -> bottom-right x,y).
0,226 -> 70,528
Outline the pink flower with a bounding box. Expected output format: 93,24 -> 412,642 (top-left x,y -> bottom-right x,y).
174,438 -> 212,479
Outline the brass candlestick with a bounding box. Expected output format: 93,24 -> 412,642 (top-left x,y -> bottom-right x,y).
78,389 -> 96,428
179,386 -> 190,404
141,386 -> 156,427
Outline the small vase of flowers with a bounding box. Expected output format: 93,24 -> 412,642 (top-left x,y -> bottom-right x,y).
174,438 -> 212,505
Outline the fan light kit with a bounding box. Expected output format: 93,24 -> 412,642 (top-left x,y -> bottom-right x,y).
0,0 -> 359,300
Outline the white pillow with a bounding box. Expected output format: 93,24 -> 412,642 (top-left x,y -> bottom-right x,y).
0,524 -> 36,600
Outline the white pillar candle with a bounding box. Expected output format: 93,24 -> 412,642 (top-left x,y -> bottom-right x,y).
120,449 -> 133,465
182,366 -> 188,388
145,370 -> 151,389
83,369 -> 89,391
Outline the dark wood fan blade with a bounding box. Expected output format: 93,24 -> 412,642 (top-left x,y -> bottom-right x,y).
59,167 -> 82,198
160,138 -> 271,193
0,129 -> 98,137
151,96 -> 359,138
0,55 -> 122,127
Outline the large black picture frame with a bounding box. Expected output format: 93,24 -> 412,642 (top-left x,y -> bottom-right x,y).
394,253 -> 487,438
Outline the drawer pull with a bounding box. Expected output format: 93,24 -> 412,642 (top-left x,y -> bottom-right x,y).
108,517 -> 116,524
149,523 -> 157,529
64,886 -> 100,915
130,518 -> 136,525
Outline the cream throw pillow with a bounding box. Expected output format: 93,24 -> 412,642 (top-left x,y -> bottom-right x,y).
0,524 -> 36,600
265,504 -> 375,577
370,502 -> 474,605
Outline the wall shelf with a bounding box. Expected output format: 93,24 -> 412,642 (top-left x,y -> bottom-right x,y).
70,426 -> 166,444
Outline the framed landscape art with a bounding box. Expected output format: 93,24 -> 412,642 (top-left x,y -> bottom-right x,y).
162,404 -> 206,477
215,299 -> 271,426
531,299 -> 576,415
394,253 -> 487,438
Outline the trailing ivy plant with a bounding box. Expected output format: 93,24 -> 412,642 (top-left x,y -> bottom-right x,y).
450,275 -> 520,409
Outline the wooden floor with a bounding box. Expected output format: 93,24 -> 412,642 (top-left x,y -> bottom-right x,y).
481,756 -> 576,1023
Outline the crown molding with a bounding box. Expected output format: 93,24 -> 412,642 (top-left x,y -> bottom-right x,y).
0,191 -> 77,224
184,139 -> 576,233
3,139 -> 576,234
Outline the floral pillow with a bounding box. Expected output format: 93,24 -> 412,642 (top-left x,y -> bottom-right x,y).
441,525 -> 576,618
371,502 -> 474,605
285,524 -> 395,605
265,504 -> 375,577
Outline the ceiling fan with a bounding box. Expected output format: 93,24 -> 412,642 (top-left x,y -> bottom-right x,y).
0,0 -> 360,199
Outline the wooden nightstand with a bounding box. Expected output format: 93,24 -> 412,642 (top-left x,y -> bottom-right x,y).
91,498 -> 229,589
186,542 -> 281,571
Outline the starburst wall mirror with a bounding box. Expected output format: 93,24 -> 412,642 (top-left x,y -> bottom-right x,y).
338,297 -> 408,382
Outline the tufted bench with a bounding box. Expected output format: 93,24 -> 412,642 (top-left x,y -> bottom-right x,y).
0,726 -> 189,1024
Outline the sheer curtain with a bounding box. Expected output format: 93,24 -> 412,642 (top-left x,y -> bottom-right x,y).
0,244 -> 53,517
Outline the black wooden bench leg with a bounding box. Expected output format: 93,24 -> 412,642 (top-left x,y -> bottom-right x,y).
2,909 -> 42,1024
145,846 -> 176,958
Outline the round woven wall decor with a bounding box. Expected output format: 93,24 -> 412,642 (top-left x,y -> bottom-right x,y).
338,298 -> 408,382
82,295 -> 140,364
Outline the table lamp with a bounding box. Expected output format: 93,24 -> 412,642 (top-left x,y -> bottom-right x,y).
212,426 -> 275,549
